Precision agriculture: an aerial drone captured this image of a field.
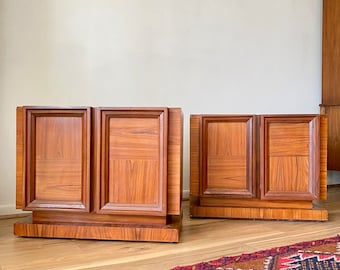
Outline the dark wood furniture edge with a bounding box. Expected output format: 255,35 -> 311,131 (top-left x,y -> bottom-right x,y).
190,203 -> 328,221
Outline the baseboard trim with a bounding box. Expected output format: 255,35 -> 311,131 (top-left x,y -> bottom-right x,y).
0,205 -> 30,219
0,205 -> 22,215
183,189 -> 189,200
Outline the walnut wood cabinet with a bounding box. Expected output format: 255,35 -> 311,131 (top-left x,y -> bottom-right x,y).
190,114 -> 328,221
15,106 -> 183,242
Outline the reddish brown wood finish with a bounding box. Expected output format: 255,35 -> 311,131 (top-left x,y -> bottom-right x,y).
190,115 -> 201,197
23,107 -> 91,212
201,115 -> 256,198
14,215 -> 181,243
16,107 -> 24,209
94,108 -> 168,216
32,211 -> 167,226
260,115 -> 320,201
190,114 -> 327,221
190,206 -> 327,221
167,108 -> 183,215
320,105 -> 340,170
199,197 -> 313,209
319,115 -> 328,200
321,0 -> 340,171
15,106 -> 183,242
322,0 -> 340,105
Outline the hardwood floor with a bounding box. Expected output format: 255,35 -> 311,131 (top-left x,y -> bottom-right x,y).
1,186 -> 340,270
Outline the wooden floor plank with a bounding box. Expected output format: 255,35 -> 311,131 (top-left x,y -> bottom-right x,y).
0,186 -> 339,270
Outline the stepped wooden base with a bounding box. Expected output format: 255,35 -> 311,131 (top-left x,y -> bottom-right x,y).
13,215 -> 181,243
190,205 -> 328,221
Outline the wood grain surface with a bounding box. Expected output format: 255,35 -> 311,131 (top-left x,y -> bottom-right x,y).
3,186 -> 340,270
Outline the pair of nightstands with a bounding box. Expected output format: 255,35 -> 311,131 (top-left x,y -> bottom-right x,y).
14,106 -> 327,243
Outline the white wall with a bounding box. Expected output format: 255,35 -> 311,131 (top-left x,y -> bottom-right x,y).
0,0 -> 323,214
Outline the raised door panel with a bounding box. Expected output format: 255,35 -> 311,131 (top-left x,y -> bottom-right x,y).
260,115 -> 320,200
95,108 -> 168,216
200,116 -> 256,198
21,107 -> 91,212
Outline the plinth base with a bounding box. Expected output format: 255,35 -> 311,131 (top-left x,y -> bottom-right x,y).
190,205 -> 328,221
14,216 -> 181,243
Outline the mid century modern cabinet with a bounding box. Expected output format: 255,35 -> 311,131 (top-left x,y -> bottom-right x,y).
15,106 -> 183,242
190,114 -> 328,221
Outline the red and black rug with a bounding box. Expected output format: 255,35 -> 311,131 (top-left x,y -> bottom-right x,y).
172,235 -> 340,270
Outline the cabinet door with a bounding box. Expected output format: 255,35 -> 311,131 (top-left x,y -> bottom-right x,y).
19,107 -> 91,212
260,115 -> 320,200
94,108 -> 168,216
200,115 -> 256,198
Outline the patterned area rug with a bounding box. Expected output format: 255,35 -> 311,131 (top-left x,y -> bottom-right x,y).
172,235 -> 340,270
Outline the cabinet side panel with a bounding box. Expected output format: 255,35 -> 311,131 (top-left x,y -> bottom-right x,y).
16,107 -> 24,209
167,108 -> 183,215
320,106 -> 340,170
190,115 -> 200,197
93,109 -> 101,212
319,115 -> 328,200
